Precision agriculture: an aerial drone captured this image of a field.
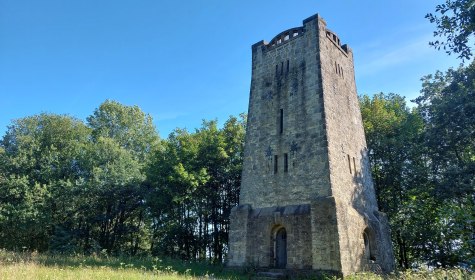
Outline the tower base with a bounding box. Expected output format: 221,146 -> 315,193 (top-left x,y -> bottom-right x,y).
227,197 -> 394,276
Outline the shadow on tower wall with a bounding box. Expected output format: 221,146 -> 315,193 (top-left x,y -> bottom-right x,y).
349,148 -> 395,273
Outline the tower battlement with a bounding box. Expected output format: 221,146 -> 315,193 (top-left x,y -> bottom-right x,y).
228,13 -> 394,276
252,14 -> 351,55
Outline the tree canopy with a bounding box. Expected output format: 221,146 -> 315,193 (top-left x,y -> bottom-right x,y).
427,0 -> 475,60
0,102 -> 245,262
360,71 -> 474,268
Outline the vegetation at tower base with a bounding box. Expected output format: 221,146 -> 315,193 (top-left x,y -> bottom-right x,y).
359,93 -> 429,269
145,116 -> 245,263
360,64 -> 475,269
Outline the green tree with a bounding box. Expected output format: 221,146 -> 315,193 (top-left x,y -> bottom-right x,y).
79,137 -> 146,254
416,63 -> 475,200
426,0 -> 475,60
360,93 -> 434,268
194,116 -> 245,263
415,63 -> 475,267
0,114 -> 90,251
87,99 -> 159,161
361,66 -> 475,268
146,115 -> 245,262
147,128 -> 209,259
84,100 -> 160,255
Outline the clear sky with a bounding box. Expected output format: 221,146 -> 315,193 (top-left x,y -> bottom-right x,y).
0,0 -> 460,138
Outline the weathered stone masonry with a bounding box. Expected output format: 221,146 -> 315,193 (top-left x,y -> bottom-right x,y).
228,14 -> 394,276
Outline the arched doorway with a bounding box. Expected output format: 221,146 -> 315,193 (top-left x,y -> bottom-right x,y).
275,227 -> 287,268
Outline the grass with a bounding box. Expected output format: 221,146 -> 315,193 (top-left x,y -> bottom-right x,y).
0,249 -> 473,279
344,269 -> 474,280
0,262 -> 192,280
0,249 -> 246,280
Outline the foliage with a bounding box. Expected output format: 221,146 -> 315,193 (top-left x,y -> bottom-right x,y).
361,70 -> 474,269
146,115 -> 245,262
360,93 -> 432,268
83,100 -> 159,255
415,62 -> 475,268
87,99 -> 159,161
416,63 -> 475,200
0,114 -> 90,251
426,0 -> 475,61
0,101 -> 161,256
0,101 -> 244,263
0,82 -> 471,271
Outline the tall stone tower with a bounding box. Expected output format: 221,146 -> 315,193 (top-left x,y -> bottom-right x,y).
228,14 -> 394,276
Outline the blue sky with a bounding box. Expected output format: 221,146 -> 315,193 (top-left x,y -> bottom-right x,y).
0,0 -> 460,138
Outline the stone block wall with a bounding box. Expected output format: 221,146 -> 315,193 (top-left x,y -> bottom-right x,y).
228,205 -> 251,266
228,204 -> 313,269
315,15 -> 395,274
310,196 -> 341,272
239,15 -> 332,209
316,13 -> 379,217
228,13 -> 395,276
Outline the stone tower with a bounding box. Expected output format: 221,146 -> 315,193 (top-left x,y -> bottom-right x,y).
228,14 -> 394,276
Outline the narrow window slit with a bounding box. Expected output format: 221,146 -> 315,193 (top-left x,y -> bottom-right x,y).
274,155 -> 279,174
279,109 -> 284,134
284,153 -> 288,173
348,154 -> 352,174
